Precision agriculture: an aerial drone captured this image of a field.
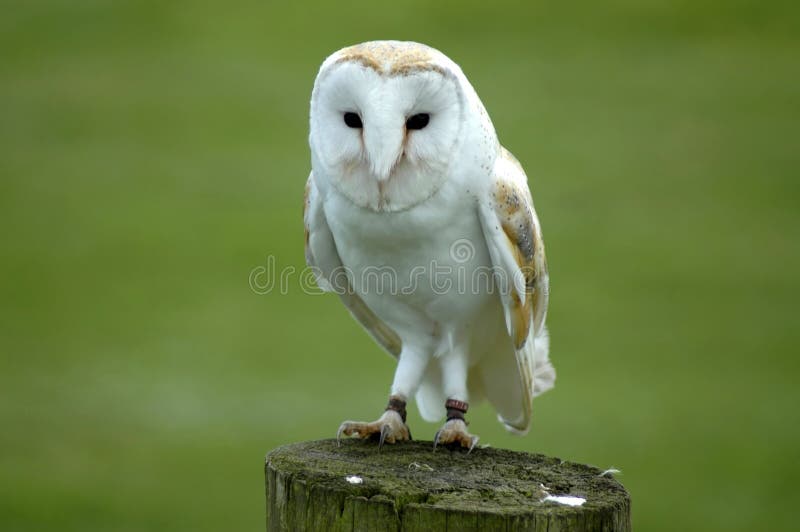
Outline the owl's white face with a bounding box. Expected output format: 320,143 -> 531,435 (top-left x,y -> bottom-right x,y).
310,42 -> 469,212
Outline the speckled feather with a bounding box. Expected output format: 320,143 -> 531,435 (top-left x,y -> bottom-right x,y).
334,41 -> 446,76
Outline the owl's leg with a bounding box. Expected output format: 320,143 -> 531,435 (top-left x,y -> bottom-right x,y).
433,351 -> 479,452
336,348 -> 426,448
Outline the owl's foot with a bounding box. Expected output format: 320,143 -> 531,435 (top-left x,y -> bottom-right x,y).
433,399 -> 479,453
336,396 -> 411,449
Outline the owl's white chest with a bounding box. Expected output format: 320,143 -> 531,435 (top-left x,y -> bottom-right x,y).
322,177 -> 497,352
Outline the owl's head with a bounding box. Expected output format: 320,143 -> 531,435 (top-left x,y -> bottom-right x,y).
309,41 -> 496,212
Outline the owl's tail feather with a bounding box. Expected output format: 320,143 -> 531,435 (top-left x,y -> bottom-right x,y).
415,361 -> 446,423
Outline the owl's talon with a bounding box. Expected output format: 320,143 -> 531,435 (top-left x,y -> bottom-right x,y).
336,409 -> 410,448
468,435 -> 480,454
379,424 -> 390,449
432,419 -> 479,453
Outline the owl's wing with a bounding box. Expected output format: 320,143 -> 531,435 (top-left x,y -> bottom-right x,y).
304,172 -> 402,358
477,148 -> 552,433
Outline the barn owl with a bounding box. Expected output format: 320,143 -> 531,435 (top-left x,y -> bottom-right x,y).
304,41 -> 554,451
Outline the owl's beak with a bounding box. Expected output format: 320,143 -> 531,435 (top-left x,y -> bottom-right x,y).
363,118 -> 404,182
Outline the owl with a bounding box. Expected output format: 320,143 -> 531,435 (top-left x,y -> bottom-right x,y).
304,41 -> 554,451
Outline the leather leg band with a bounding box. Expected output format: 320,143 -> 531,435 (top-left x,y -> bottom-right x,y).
445,399 -> 469,422
385,396 -> 407,423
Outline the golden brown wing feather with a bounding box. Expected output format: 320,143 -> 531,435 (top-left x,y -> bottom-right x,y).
486,148 -> 548,350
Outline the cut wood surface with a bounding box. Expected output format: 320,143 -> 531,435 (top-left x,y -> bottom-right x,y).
265,439 -> 630,531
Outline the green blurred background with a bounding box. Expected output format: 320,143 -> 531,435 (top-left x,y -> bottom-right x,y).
1,1 -> 798,530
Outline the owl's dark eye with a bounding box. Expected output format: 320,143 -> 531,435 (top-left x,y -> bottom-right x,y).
343,112 -> 362,128
406,113 -> 430,130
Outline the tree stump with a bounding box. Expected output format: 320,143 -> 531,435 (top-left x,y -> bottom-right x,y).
265,439 -> 630,531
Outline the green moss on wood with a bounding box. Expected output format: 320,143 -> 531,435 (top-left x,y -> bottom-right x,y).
265,439 -> 630,531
